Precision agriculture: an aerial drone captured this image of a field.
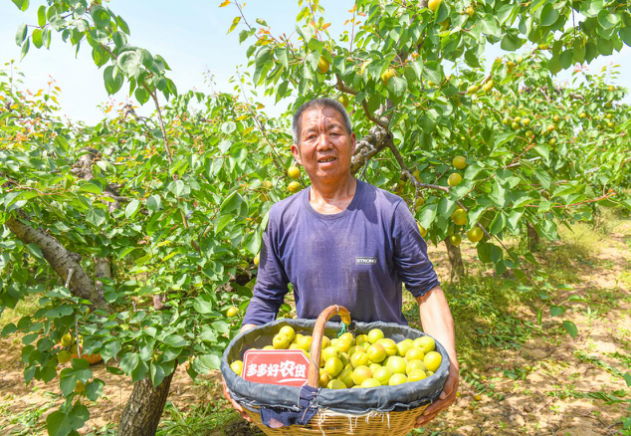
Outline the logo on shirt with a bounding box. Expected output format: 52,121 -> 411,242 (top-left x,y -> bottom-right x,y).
356,257 -> 377,265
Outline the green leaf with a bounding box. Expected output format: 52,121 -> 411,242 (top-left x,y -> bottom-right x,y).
193,297 -> 214,314
92,45 -> 110,67
541,5 -> 560,26
86,379 -> 104,401
534,170 -> 551,190
550,305 -> 565,317
500,34 -> 524,51
79,182 -> 102,195
37,5 -> 46,27
215,214 -> 233,233
227,16 -> 241,34
134,86 -> 150,105
119,352 -> 140,374
598,10 -> 620,29
87,208 -> 106,227
103,65 -> 124,95
597,37 -> 613,55
163,334 -> 187,348
16,24 -> 27,46
244,231 -> 262,255
276,47 -> 289,68
419,204 -> 438,229
42,28 -> 51,48
11,0 -> 29,12
220,191 -> 243,213
32,29 -> 43,48
131,360 -> 149,383
620,28 -> 631,47
118,50 -> 142,77
91,6 -> 110,29
46,404 -> 89,436
1,323 -> 17,337
116,16 -> 130,35
125,199 -> 140,218
199,326 -> 217,343
221,121 -> 236,134
624,373 -> 631,387
387,77 -> 407,97
560,50 -> 574,69
150,361 -> 174,388
192,354 -> 221,374
549,54 -> 561,74
100,341 -> 121,362
146,195 -> 162,212
20,37 -> 30,60
464,50 -> 481,68
490,212 -> 506,235
478,16 -> 501,38
562,320 -> 578,339
26,243 -> 43,260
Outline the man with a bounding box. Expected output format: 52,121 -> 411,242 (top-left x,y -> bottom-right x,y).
225,98 -> 458,427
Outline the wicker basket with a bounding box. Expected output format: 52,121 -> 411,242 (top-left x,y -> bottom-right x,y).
228,305 -> 444,435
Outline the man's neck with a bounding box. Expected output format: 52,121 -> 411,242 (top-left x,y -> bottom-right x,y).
309,175 -> 358,215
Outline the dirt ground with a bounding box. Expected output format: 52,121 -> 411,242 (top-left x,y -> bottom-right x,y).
421,220 -> 631,435
1,219 -> 629,435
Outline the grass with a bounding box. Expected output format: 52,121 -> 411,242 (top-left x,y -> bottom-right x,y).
0,391 -> 60,435
403,275 -> 538,369
156,399 -> 263,436
0,292 -> 41,330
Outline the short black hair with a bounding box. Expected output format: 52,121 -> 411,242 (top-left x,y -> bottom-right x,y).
292,98 -> 352,144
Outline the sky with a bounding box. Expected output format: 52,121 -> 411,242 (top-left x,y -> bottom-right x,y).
1,0 -> 630,125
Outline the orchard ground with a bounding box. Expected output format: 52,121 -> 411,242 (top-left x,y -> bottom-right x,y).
1,210 -> 630,436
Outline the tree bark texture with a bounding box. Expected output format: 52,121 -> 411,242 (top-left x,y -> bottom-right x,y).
118,372 -> 175,436
445,238 -> 466,283
5,216 -> 108,309
94,256 -> 112,302
70,147 -> 123,212
350,126 -> 393,174
526,222 -> 540,252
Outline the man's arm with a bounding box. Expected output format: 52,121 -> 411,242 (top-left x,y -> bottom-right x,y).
241,213 -> 290,327
415,286 -> 459,426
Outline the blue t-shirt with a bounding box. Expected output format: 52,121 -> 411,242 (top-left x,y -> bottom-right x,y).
242,179 -> 440,326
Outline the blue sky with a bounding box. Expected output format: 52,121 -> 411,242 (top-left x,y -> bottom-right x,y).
1,1 -> 629,125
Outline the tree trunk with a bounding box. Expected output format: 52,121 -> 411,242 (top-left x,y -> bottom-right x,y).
445,238 -> 465,283
118,372 -> 175,436
526,222 -> 540,252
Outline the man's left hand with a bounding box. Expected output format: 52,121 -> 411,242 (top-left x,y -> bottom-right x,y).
415,357 -> 459,427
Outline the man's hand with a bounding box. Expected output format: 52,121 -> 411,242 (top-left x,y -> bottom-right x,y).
415,287 -> 459,427
415,356 -> 459,426
221,324 -> 258,422
222,376 -> 252,422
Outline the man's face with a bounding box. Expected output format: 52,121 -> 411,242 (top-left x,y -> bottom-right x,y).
291,106 -> 356,183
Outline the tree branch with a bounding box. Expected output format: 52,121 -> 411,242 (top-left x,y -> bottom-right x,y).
6,215 -> 108,310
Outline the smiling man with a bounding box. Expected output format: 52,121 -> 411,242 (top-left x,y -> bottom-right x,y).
226,97 -> 459,426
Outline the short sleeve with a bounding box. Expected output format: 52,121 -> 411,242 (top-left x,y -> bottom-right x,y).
391,201 -> 440,298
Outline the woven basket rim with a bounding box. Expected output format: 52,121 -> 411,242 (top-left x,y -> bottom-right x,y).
222,318 -> 449,415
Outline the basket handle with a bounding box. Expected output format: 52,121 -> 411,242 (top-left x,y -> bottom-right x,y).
307,305 -> 351,388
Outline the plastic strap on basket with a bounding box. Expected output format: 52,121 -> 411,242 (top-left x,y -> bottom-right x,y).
336,321 -> 351,338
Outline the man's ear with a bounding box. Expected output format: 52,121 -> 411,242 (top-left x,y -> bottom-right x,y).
291,143 -> 302,165
350,132 -> 357,155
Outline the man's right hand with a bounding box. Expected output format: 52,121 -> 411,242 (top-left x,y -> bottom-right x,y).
222,376 -> 252,422
223,323 -> 258,421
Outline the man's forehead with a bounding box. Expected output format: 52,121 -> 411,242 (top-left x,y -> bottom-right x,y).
301,107 -> 345,129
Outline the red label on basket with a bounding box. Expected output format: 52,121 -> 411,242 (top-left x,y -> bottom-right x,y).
241,349 -> 310,387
